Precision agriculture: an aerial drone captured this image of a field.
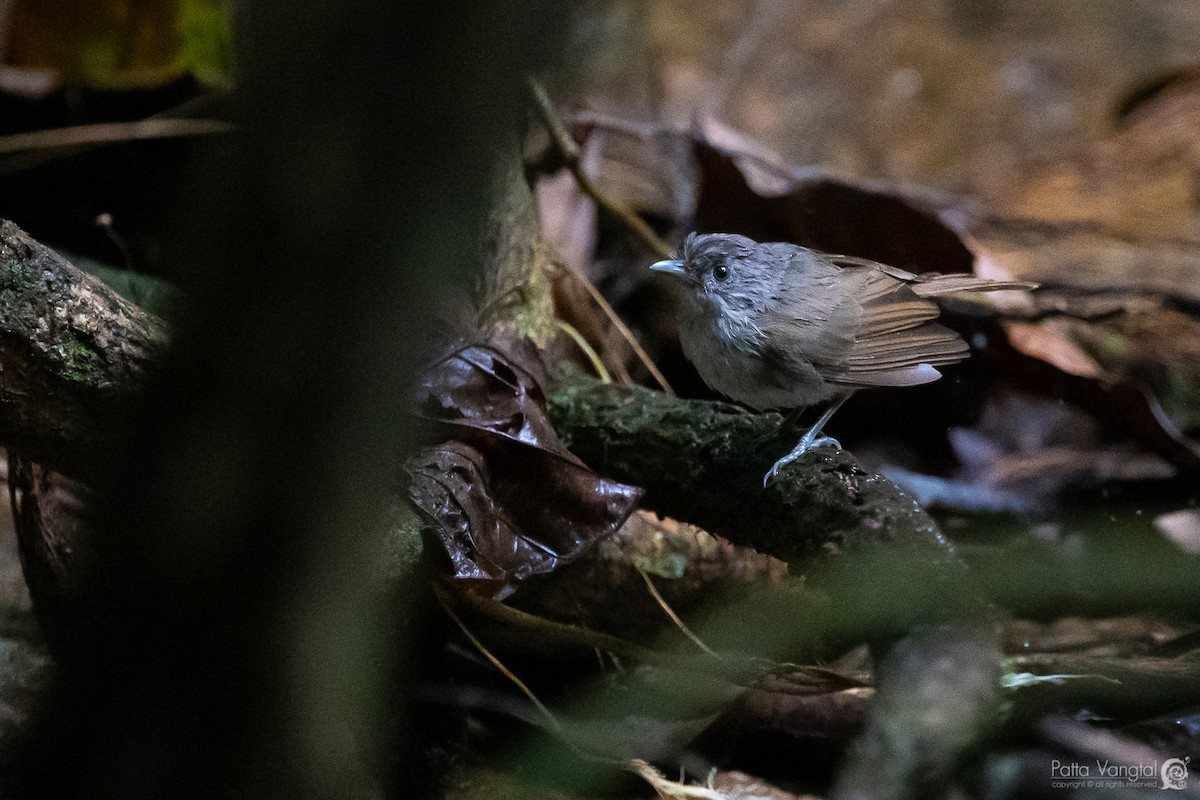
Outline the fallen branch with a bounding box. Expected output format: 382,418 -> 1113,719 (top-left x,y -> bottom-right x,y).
0,220 -> 167,480
547,373 -> 955,566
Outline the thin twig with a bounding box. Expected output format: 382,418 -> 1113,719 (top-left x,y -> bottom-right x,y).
561,262 -> 673,394
526,77 -> 673,260
434,584 -> 627,767
435,580 -> 669,665
556,319 -> 612,383
0,90 -> 230,176
441,588 -> 739,797
528,76 -> 674,394
436,588 -> 573,744
639,570 -> 719,659
0,118 -> 235,155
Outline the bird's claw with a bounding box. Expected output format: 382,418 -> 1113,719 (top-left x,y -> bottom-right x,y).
763,457 -> 793,487
762,435 -> 842,487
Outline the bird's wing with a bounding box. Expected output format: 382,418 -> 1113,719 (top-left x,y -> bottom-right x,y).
814,256 -> 971,387
828,254 -> 919,282
824,255 -> 956,340
816,322 -> 968,387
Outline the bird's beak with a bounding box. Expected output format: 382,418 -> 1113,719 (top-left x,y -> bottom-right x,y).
650,259 -> 687,278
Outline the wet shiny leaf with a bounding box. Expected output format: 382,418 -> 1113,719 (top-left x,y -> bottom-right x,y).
408,338 -> 642,595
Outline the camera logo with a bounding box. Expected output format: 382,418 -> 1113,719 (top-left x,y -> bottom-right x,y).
1161,757 -> 1189,791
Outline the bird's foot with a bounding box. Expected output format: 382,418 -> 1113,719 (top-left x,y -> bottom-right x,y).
763,434 -> 842,487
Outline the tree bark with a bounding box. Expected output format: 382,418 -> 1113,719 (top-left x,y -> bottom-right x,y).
548,373 -> 957,567
0,220 -> 165,481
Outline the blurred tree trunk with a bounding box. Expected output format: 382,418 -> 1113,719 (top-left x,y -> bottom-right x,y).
4,3 -> 566,799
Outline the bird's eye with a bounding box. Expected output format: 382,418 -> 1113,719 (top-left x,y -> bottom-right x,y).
712,264 -> 730,282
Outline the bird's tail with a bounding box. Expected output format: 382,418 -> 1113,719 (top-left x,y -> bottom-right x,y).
911,274 -> 1037,297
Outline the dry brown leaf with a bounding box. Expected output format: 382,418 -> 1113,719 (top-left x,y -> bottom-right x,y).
408,338 -> 642,596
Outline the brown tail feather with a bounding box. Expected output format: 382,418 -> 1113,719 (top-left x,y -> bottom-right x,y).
912,274 -> 1038,297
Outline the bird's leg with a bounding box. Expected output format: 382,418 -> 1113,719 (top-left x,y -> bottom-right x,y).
764,392 -> 854,486
798,392 -> 851,449
778,404 -> 807,434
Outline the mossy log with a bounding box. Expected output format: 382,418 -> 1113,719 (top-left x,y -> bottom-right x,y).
548,374 -> 957,567
0,220 -> 166,480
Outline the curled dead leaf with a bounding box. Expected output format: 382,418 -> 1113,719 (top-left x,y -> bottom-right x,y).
408,338 -> 642,596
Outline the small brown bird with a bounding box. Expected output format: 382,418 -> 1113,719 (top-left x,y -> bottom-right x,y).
651,233 -> 1034,484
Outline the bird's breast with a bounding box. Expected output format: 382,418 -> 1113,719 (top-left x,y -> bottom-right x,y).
678,306 -> 837,411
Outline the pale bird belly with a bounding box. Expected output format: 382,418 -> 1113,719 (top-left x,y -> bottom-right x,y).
681,333 -> 836,411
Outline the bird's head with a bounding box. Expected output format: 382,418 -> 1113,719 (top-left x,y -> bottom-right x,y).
650,233 -> 771,309
651,232 -> 778,350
